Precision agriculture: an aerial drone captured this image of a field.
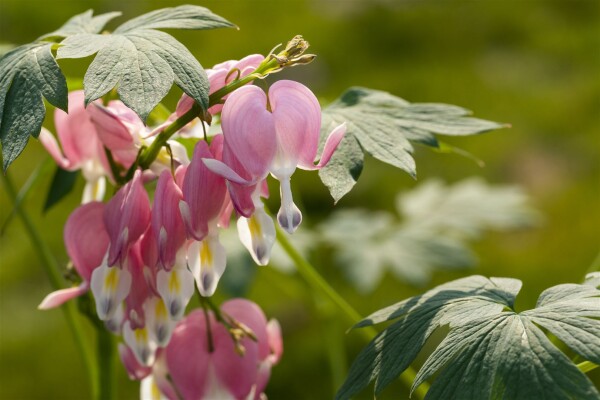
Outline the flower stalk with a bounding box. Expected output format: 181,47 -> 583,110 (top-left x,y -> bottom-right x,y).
1,172 -> 98,397
137,35 -> 312,172
275,226 -> 430,399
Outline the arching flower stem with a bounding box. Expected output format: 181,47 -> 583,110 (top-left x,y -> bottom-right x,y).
1,172 -> 98,398
137,35 -> 310,174
275,225 -> 430,399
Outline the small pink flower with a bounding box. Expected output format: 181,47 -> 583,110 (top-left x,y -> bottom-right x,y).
104,169 -> 151,267
38,202 -> 109,309
152,171 -> 187,271
176,54 -> 265,118
164,299 -> 283,400
179,136 -> 231,296
38,91 -> 109,203
206,80 -> 346,235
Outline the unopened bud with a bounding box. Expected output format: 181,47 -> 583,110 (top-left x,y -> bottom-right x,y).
269,35 -> 316,69
284,35 -> 309,58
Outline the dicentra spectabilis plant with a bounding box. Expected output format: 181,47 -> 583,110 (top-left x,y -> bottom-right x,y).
1,5 -> 598,400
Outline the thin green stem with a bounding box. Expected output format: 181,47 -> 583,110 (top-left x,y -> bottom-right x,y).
275,226 -> 430,399
577,361 -> 598,374
96,328 -> 117,400
1,158 -> 52,235
137,57 -> 281,171
1,172 -> 97,396
585,249 -> 600,276
138,103 -> 202,170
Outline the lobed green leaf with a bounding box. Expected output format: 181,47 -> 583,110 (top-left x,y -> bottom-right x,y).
57,5 -> 234,122
38,9 -> 122,40
319,87 -> 507,202
0,43 -> 67,171
337,275 -> 600,399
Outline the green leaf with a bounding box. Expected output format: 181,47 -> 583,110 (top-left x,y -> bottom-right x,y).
38,9 -> 122,40
337,275 -> 600,400
0,43 -> 68,171
319,87 -> 507,202
114,4 -> 236,32
57,5 -> 235,122
318,178 -> 538,292
43,167 -> 79,212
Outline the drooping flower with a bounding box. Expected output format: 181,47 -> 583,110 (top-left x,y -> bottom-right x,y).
38,91 -> 110,203
165,299 -> 283,400
38,202 -> 109,309
88,101 -> 189,176
205,80 -> 346,234
179,136 -> 231,296
176,54 -> 265,118
90,169 -> 150,321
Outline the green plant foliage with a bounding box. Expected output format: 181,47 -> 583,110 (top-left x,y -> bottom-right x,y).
43,168 -> 79,212
319,87 -> 507,202
337,275 -> 600,399
0,43 -> 67,171
318,178 -> 539,292
56,6 -> 234,122
38,10 -> 122,40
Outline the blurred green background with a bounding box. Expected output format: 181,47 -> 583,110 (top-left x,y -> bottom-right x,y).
0,0 -> 598,399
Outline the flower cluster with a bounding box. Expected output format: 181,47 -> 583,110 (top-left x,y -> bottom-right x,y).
121,299 -> 282,400
39,54 -> 344,398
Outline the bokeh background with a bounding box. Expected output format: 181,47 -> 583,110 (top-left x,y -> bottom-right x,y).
0,0 -> 598,399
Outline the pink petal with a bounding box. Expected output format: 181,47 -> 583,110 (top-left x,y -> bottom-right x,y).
38,284 -> 89,310
152,171 -> 186,271
118,343 -> 152,380
202,159 -> 251,185
221,143 -> 259,218
64,202 -> 109,281
299,122 -> 347,170
175,94 -> 196,117
88,103 -> 137,167
104,170 -> 151,266
106,100 -> 145,128
269,80 -> 321,172
140,225 -> 158,273
174,165 -> 187,189
181,141 -> 227,241
221,299 -> 270,360
166,310 -> 212,399
124,242 -> 150,329
54,90 -> 102,166
212,317 -> 259,399
221,85 -> 277,179
255,361 -> 272,399
38,128 -> 74,170
266,319 -> 283,365
235,54 -> 265,77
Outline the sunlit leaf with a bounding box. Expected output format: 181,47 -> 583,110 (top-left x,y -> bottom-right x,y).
57,5 -> 235,121
319,178 -> 538,292
38,9 -> 122,40
338,276 -> 600,399
319,87 -> 507,201
0,43 -> 67,171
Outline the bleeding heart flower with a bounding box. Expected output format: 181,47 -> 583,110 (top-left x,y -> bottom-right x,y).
179,136 -> 232,297
38,202 -> 109,309
205,80 -> 346,235
164,299 -> 283,400
38,91 -> 110,203
176,54 -> 265,118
